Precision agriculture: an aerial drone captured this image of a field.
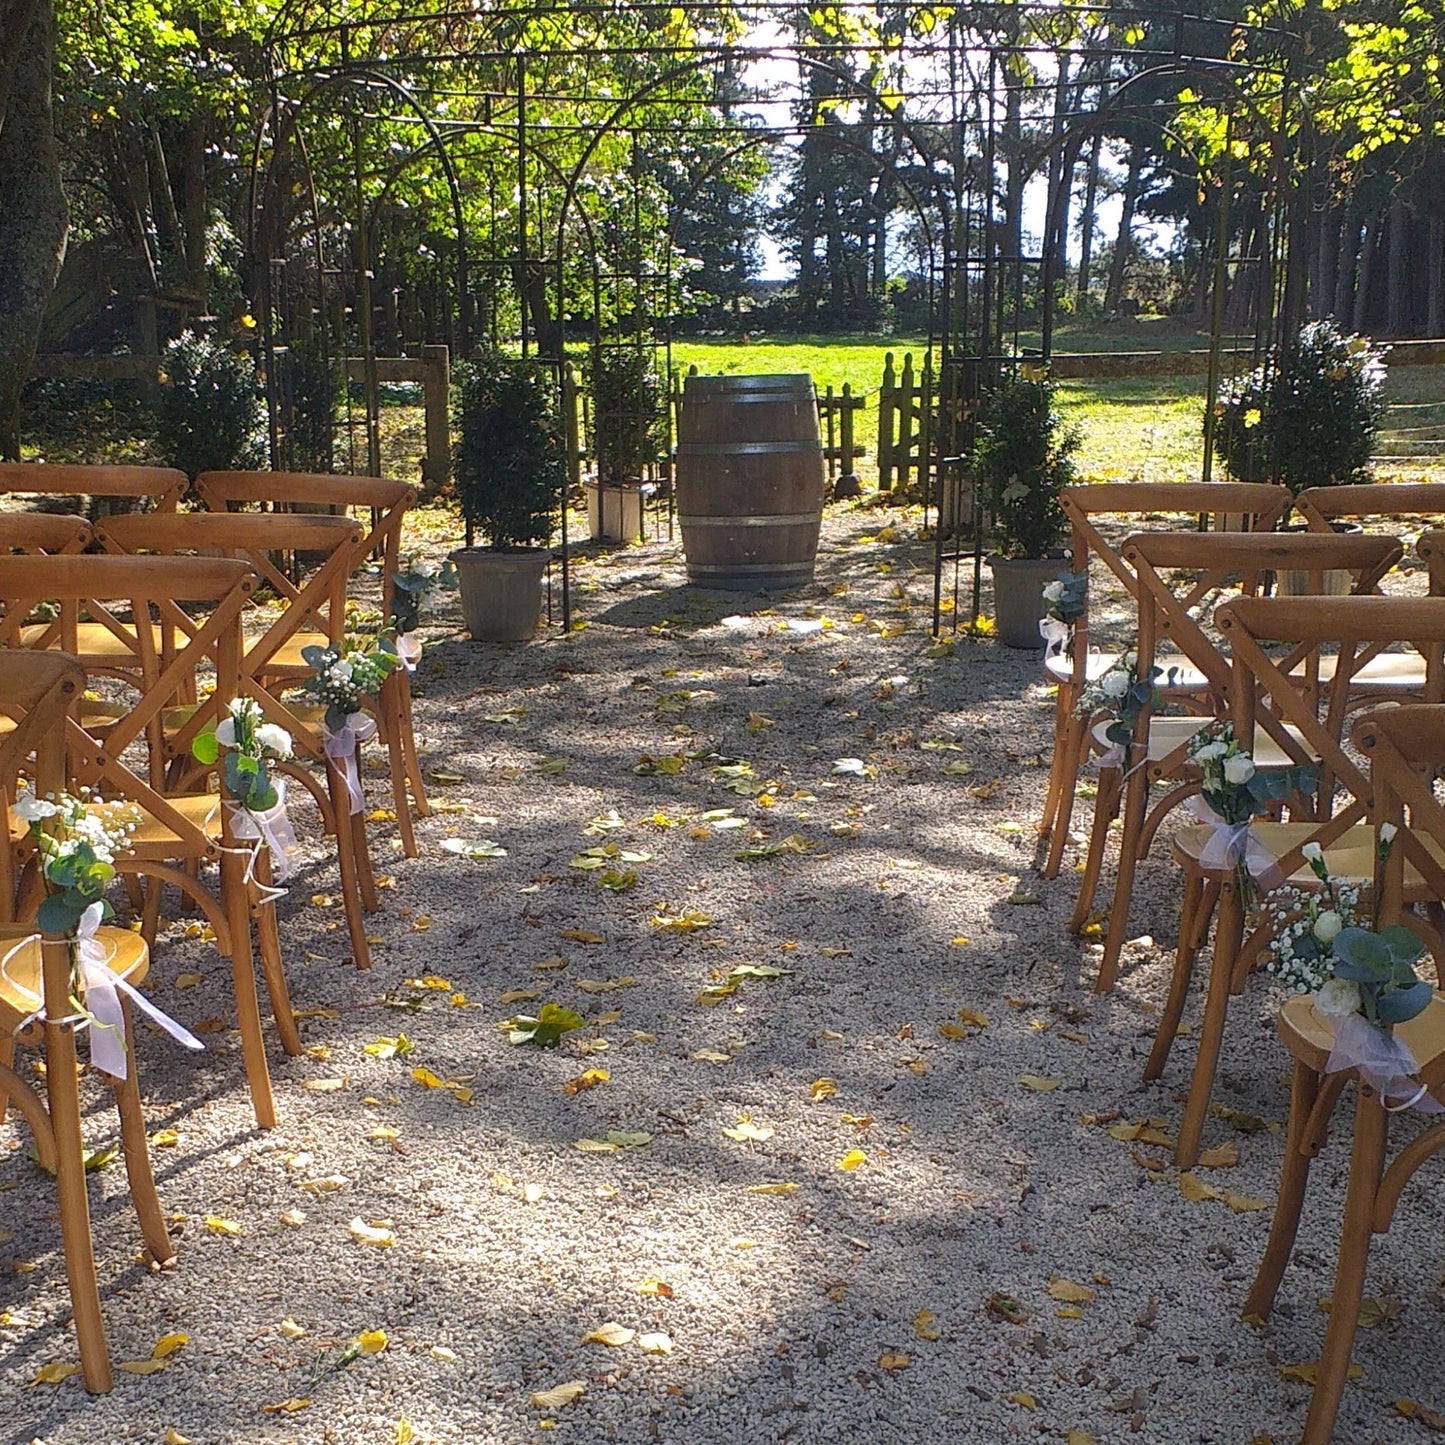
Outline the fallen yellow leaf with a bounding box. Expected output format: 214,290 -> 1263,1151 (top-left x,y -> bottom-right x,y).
530,1381 -> 587,1409
357,1329 -> 388,1355
1018,1075 -> 1059,1092
637,1278 -> 675,1298
1279,1360 -> 1363,1385
563,1068 -> 610,1096
152,1332 -> 188,1359
1047,1277 -> 1095,1304
877,1349 -> 910,1372
582,1322 -> 635,1347
261,1398 -> 313,1414
150,1128 -> 179,1148
1179,1173 -> 1222,1204
117,1358 -> 169,1375
809,1077 -> 838,1100
204,1215 -> 242,1237
278,1318 -> 307,1339
164,1430 -> 192,1445
638,1331 -> 673,1355
1005,1391 -> 1036,1409
30,1362 -> 81,1386
838,1148 -> 867,1171
348,1217 -> 396,1248
745,1182 -> 799,1196
912,1308 -> 941,1341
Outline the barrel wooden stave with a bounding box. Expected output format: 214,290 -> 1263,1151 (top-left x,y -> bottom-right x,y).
675,373 -> 826,590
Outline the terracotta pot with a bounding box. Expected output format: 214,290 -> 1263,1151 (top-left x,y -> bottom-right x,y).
449,547 -> 548,642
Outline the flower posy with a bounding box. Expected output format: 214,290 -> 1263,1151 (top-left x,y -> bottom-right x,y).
15,787 -> 138,936
300,637 -> 399,734
193,697 -> 293,814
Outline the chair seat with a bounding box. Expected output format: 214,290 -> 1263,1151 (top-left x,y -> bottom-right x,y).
107,794 -> 222,854
1312,650 -> 1428,691
1277,989 -> 1445,1087
0,923 -> 149,1027
246,629 -> 332,675
1046,650 -> 1211,691
1173,820 -> 1445,888
17,620 -> 167,666
1092,716 -> 1316,769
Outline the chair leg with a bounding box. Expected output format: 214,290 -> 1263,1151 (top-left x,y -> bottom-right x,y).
353,809 -> 379,914
139,876 -> 163,951
395,670 -> 430,820
0,1031 -> 12,1124
1095,759 -> 1152,991
1300,1087 -> 1387,1445
220,851 -> 277,1130
251,856 -> 302,1058
1069,762 -> 1121,936
379,685 -> 418,858
1243,1059 -> 1321,1323
1043,711 -> 1087,879
1144,873 -> 1219,1081
1174,874 -> 1246,1169
44,1013 -> 112,1393
106,1006 -> 174,1267
327,765 -> 373,971
1037,686 -> 1073,841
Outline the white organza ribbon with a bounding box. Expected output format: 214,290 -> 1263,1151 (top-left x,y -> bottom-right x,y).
224,778 -> 299,905
1093,743 -> 1125,771
323,711 -> 378,815
1,903 -> 205,1081
396,632 -> 423,673
1185,798 -> 1283,888
1324,1011 -> 1445,1114
1039,617 -> 1071,659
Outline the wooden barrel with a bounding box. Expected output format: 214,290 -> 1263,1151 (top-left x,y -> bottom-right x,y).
675,373 -> 827,590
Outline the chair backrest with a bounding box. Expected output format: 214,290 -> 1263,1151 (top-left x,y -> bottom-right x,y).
1217,595 -> 1445,879
95,512 -> 363,761
1054,482 -> 1289,684
1353,704 -> 1445,930
1418,530 -> 1445,593
194,471 -> 414,617
1294,482 -> 1445,533
0,463 -> 186,513
0,514 -> 92,555
0,555 -> 255,854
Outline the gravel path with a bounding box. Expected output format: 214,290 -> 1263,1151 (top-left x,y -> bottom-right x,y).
5,500 -> 1441,1445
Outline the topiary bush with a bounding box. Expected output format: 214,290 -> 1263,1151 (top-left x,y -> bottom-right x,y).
156,330 -> 266,479
453,354 -> 562,550
1213,321 -> 1387,494
972,368 -> 1080,559
591,347 -> 663,486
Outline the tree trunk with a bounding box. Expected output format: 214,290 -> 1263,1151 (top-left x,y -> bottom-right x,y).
1385,198 -> 1409,337
0,0 -> 66,458
1352,211 -> 1378,333
1429,216 -> 1444,336
1316,197 -> 1339,320
1104,144 -> 1142,313
1333,194 -> 1361,321
1075,128 -> 1102,306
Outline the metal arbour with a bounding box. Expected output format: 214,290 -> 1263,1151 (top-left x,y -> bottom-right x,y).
248,3 -> 1302,630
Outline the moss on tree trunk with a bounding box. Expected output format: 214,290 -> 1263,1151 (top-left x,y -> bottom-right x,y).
0,0 -> 67,459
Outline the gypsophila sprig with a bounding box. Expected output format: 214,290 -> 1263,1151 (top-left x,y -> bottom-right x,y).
1261,845 -> 1362,994
300,637 -> 399,734
191,697 -> 292,813
390,556 -> 458,635
15,787 -> 139,936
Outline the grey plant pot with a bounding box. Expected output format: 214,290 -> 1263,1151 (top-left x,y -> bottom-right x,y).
450,547 -> 548,642
988,555 -> 1061,650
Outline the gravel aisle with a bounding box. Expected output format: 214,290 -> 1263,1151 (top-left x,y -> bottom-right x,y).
4,501 -> 1441,1445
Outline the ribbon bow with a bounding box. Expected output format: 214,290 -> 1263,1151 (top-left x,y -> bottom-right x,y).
226,777 -> 300,902
1039,616 -> 1071,659
324,711 -> 378,815
396,632 -> 423,673
1323,1011 -> 1445,1114
1185,798 -> 1284,889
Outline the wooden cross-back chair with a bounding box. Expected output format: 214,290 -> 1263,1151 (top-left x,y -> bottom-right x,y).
1040,482 -> 1290,879
1244,703 -> 1445,1445
0,650 -> 172,1393
194,470 -> 429,853
0,512 -> 92,555
0,553 -> 299,1129
1418,529 -> 1445,593
95,512 -> 381,969
1073,530 -> 1401,993
1152,594 -> 1445,1170
1294,480 -> 1445,537
0,462 -> 187,516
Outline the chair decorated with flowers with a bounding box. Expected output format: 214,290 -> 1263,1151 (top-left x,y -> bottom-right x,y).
1037,481 -> 1290,880
1070,529 -> 1400,994
1243,702 -> 1445,1445
1150,594 -> 1445,1169
0,650 -> 192,1393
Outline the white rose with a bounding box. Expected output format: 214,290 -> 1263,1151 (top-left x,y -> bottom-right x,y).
1101,670 -> 1130,699
226,697 -> 251,719
1379,822 -> 1398,846
13,790 -> 59,824
1195,740 -> 1227,762
255,723 -> 293,758
1312,909 -> 1343,944
1042,580 -> 1065,603
214,717 -> 238,747
1223,753 -> 1256,785
1301,842 -> 1324,863
1316,978 -> 1362,1018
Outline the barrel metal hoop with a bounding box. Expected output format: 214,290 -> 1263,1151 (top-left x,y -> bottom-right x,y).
688,563 -> 815,577
675,441 -> 823,456
678,513 -> 821,528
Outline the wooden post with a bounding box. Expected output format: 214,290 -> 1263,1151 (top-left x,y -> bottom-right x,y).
420,344 -> 450,496
821,384 -> 837,482
877,351 -> 896,493
836,383 -> 861,497
898,352 -> 916,496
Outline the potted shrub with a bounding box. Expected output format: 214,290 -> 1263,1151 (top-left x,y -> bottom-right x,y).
448,353 -> 562,642
156,329 -> 266,479
589,346 -> 662,542
1213,321 -> 1387,494
972,367 -> 1080,648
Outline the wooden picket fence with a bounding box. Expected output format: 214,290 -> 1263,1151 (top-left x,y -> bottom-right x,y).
876,350 -> 934,498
